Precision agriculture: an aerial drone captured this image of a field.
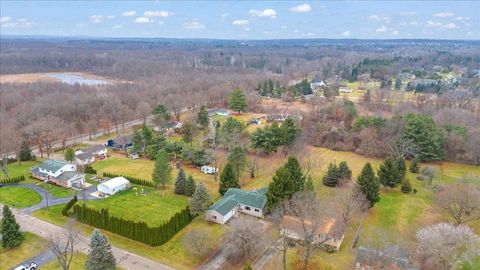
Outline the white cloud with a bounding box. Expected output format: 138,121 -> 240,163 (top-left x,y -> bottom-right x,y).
113,24 -> 123,29
456,16 -> 469,21
90,15 -> 103,23
249,9 -> 276,18
183,21 -> 205,30
1,17 -> 12,24
106,15 -> 115,19
221,13 -> 229,18
144,11 -> 173,18
391,30 -> 399,35
433,12 -> 454,18
410,21 -> 418,26
289,4 -> 312,13
135,17 -> 151,24
426,21 -> 443,27
341,30 -> 351,37
232,19 -> 249,25
399,11 -> 416,17
443,23 -> 457,29
1,17 -> 33,28
375,26 -> 388,33
122,11 -> 136,17
369,14 -> 391,23
244,27 -> 250,31
281,25 -> 287,29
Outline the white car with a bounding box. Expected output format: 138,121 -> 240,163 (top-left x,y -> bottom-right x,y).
201,165 -> 218,175
14,262 -> 37,270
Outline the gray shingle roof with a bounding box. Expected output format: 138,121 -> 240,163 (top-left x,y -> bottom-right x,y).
55,171 -> 81,182
82,144 -> 105,153
76,152 -> 92,160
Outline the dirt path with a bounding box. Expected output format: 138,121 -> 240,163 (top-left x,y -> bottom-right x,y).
8,208 -> 176,270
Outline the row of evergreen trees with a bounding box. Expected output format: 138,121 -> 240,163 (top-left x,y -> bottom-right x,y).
322,161 -> 352,187
102,172 -> 155,188
174,168 -> 197,196
62,195 -> 78,216
0,175 -> 25,184
72,204 -> 193,246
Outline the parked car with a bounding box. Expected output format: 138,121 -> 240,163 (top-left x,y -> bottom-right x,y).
14,262 -> 37,270
201,165 -> 218,175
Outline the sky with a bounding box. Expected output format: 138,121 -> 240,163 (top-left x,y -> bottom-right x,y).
1,1 -> 479,40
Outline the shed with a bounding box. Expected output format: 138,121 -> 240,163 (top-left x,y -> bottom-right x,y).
97,177 -> 130,195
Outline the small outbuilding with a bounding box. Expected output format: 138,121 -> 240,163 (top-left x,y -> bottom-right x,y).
97,177 -> 130,196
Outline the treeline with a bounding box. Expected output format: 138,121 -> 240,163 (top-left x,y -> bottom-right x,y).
256,78 -> 313,97
0,175 -> 25,184
102,172 -> 155,188
71,204 -> 193,246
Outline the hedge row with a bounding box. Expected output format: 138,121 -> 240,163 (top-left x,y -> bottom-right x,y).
0,175 -> 25,184
71,204 -> 193,246
102,172 -> 155,188
62,195 -> 78,216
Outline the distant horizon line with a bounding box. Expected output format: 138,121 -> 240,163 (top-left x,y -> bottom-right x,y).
1,34 -> 479,42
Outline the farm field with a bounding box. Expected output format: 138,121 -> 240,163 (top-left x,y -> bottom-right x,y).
0,186 -> 42,208
0,232 -> 47,270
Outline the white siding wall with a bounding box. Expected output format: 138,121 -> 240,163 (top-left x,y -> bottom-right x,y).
205,209 -> 236,225
239,204 -> 263,218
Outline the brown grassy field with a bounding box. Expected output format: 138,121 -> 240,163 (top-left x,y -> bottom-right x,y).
0,72 -> 117,84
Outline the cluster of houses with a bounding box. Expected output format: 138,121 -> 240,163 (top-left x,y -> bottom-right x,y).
205,187 -> 345,252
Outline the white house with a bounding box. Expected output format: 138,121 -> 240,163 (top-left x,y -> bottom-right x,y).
310,79 -> 326,90
31,159 -> 85,188
75,144 -> 107,165
206,188 -> 268,225
97,177 -> 130,195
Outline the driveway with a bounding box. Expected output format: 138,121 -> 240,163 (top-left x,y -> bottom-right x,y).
7,207 -> 176,270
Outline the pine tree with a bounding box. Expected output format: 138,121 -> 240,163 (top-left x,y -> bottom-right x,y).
228,88 -> 248,114
228,146 -> 247,177
64,147 -> 75,162
378,158 -> 400,188
189,183 -> 211,216
152,150 -> 172,190
356,163 -> 380,207
304,175 -> 314,192
266,166 -> 293,210
1,205 -> 25,248
86,229 -> 116,270
174,168 -> 187,195
19,141 -> 32,161
184,175 -> 196,197
284,156 -> 305,192
395,158 -> 407,181
409,157 -> 420,173
337,161 -> 352,181
401,178 -> 412,194
197,105 -> 209,128
218,162 -> 240,195
322,163 -> 339,187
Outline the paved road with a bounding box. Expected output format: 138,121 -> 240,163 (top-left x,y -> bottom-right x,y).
8,208 -> 176,270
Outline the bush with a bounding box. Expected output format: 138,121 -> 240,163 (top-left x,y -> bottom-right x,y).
0,175 -> 25,184
85,165 -> 97,174
401,179 -> 412,193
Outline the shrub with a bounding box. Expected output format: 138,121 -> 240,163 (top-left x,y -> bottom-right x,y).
85,165 -> 97,174
401,179 -> 412,194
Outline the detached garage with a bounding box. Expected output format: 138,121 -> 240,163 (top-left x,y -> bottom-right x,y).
97,177 -> 130,196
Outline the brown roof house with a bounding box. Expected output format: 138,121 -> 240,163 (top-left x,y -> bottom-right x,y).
281,215 -> 345,251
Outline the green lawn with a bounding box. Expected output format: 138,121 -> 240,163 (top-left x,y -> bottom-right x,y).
37,182 -> 76,198
0,161 -> 39,180
0,232 -> 47,270
42,252 -> 86,270
0,186 -> 42,208
85,187 -> 189,226
92,155 -> 155,180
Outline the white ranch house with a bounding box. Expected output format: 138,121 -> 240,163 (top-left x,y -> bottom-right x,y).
206,188 -> 267,225
97,176 -> 131,196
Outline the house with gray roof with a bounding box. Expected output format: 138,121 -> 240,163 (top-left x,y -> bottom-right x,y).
31,159 -> 85,188
75,144 -> 107,165
206,187 -> 268,224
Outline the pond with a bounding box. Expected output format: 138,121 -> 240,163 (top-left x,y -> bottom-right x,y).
46,73 -> 111,86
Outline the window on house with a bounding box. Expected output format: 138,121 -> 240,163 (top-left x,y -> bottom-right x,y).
245,206 -> 251,210
254,209 -> 259,212
213,216 -> 217,219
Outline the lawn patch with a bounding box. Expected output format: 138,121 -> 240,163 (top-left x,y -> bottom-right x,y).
0,232 -> 47,269
0,161 -> 39,180
0,186 -> 42,208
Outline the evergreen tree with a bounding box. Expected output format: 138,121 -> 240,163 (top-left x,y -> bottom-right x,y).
86,229 -> 116,270
228,146 -> 247,176
409,157 -> 420,173
401,178 -> 412,194
395,158 -> 407,181
228,88 -> 248,114
266,166 -> 293,210
64,147 -> 75,162
284,156 -> 305,192
337,161 -> 352,181
189,183 -> 211,216
378,158 -> 400,188
279,118 -> 301,147
174,168 -> 187,195
404,113 -> 445,161
152,150 -> 172,190
184,175 -> 197,197
19,141 -> 32,161
1,205 -> 25,248
394,78 -> 402,90
197,105 -> 209,128
181,122 -> 196,145
304,175 -> 314,192
322,163 -> 339,187
218,162 -> 239,195
356,163 -> 380,207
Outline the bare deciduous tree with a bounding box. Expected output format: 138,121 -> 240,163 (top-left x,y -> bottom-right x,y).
332,186 -> 368,226
388,137 -> 417,160
136,101 -> 151,126
182,227 -> 213,257
416,222 -> 480,270
224,217 -> 265,263
244,155 -> 259,178
270,203 -> 289,270
48,219 -> 79,270
359,227 -> 404,270
435,183 -> 480,225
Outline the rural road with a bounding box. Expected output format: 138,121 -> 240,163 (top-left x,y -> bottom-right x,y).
8,208 -> 176,270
